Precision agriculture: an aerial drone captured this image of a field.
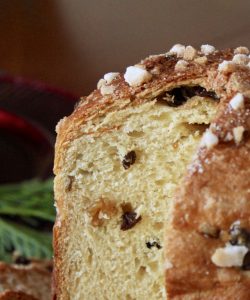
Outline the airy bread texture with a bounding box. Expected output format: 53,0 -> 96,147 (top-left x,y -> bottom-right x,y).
54,46 -> 250,299
0,260 -> 52,300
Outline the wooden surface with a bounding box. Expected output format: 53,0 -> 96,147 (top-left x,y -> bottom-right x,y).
0,0 -> 250,96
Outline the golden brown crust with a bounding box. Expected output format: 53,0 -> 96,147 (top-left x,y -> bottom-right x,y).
54,46 -> 250,299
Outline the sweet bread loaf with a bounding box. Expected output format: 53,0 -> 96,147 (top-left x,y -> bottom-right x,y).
54,44 -> 250,299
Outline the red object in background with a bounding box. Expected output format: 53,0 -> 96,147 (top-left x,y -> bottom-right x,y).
0,74 -> 78,183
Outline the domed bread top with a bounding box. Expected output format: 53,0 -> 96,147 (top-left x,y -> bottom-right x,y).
54,44 -> 250,299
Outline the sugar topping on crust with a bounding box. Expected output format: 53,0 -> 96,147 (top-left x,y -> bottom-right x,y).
124,66 -> 152,87
232,54 -> 249,65
234,46 -> 250,55
211,245 -> 248,267
201,44 -> 215,55
229,93 -> 244,110
200,130 -> 219,149
104,72 -> 119,84
183,45 -> 197,60
218,60 -> 237,73
174,59 -> 189,71
233,126 -> 245,144
168,44 -> 185,57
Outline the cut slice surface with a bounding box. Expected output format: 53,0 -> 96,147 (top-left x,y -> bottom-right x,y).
54,90 -> 218,299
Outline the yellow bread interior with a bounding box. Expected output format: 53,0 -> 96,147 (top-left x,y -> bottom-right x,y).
55,95 -> 218,300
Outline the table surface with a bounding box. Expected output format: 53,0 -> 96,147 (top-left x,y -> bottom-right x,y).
0,0 -> 250,96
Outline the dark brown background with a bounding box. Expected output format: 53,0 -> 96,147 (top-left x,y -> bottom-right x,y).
0,0 -> 249,96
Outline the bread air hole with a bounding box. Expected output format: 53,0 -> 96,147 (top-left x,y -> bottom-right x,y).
156,85 -> 219,107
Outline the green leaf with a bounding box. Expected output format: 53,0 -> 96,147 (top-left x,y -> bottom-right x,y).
0,218 -> 53,261
0,178 -> 55,262
0,179 -> 55,221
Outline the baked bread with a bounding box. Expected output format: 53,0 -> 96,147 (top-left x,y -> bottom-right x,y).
54,44 -> 250,299
0,259 -> 52,300
0,290 -> 37,300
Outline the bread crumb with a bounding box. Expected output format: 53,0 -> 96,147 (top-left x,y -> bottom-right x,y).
100,84 -> 115,96
233,126 -> 244,144
194,56 -> 208,64
183,45 -> 197,60
218,61 -> 237,74
124,66 -> 152,87
168,44 -> 185,57
234,46 -> 250,55
211,245 -> 248,267
104,72 -> 119,84
229,93 -> 244,110
201,44 -> 215,55
175,60 -> 189,71
200,130 -> 218,149
232,54 -> 249,65
164,260 -> 173,270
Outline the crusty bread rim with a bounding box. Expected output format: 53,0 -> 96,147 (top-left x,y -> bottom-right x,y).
54,45 -> 250,299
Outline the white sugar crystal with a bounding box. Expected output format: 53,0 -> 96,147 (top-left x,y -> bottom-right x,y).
201,44 -> 215,55
233,126 -> 244,144
211,245 -> 248,267
175,60 -> 189,71
232,54 -> 249,65
100,84 -> 115,96
200,130 -> 219,149
234,46 -> 250,55
183,45 -> 197,60
124,66 -> 152,87
194,56 -> 208,64
218,60 -> 237,73
104,72 -> 119,84
169,44 -> 185,57
229,93 -> 244,110
225,132 -> 233,141
97,78 -> 106,89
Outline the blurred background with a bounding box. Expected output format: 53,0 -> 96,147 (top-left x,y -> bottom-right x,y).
1,0 -> 250,96
0,0 -> 249,262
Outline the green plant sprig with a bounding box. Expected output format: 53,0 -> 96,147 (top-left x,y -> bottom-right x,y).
0,178 -> 55,262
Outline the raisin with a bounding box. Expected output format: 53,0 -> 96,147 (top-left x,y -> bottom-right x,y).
229,224 -> 250,247
122,151 -> 136,170
121,212 -> 141,231
146,241 -> 162,249
14,256 -> 31,265
242,251 -> 250,270
65,176 -> 74,192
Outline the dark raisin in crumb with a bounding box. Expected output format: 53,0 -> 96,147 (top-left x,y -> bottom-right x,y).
146,241 -> 162,249
14,256 -> 31,265
242,251 -> 250,270
229,224 -> 250,247
65,176 -> 74,192
121,212 -> 141,231
122,151 -> 136,170
46,264 -> 53,272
